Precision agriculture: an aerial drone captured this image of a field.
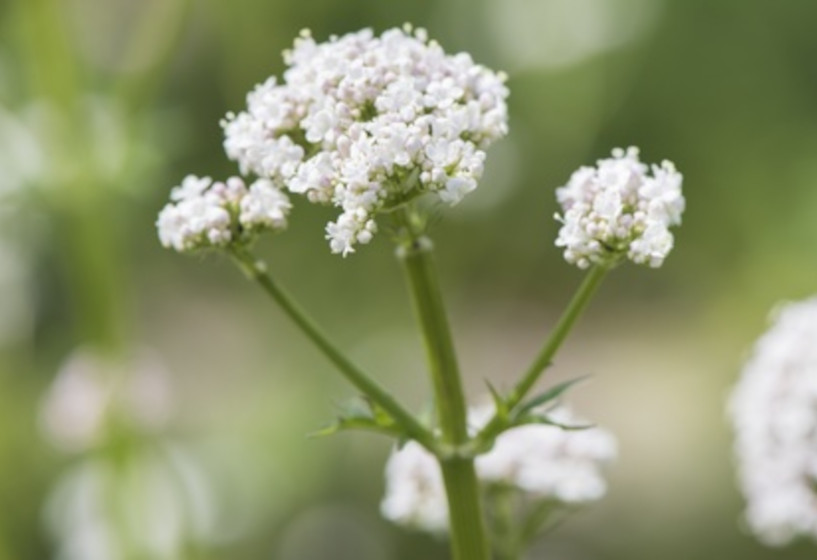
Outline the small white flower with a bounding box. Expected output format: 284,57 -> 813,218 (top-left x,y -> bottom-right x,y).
440,176 -> 478,205
239,179 -> 293,230
170,175 -> 212,202
729,298 -> 817,546
555,147 -> 684,268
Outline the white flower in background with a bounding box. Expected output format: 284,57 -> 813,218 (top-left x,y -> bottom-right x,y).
220,25 -> 509,255
380,403 -> 616,532
473,405 -> 617,503
380,441 -> 449,533
484,0 -> 663,73
729,298 -> 817,546
40,347 -> 174,453
45,444 -> 219,560
0,95 -> 151,198
156,174 -> 291,252
555,147 -> 684,269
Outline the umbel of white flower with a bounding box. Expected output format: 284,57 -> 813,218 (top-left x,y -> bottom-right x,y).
555,147 -> 684,269
157,175 -> 292,252
220,26 -> 509,255
380,404 -> 617,533
729,298 -> 817,546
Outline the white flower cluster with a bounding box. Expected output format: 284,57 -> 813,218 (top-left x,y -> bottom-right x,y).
473,405 -> 617,503
380,440 -> 449,533
555,147 -> 684,269
221,26 -> 509,255
156,175 -> 291,252
729,298 -> 817,546
40,347 -> 175,452
46,444 -> 218,560
380,404 -> 616,532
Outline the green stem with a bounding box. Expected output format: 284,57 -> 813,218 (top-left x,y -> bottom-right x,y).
399,237 -> 468,443
477,266 -> 607,444
492,485 -> 520,560
440,459 -> 493,560
510,265 -> 607,406
113,0 -> 194,111
398,236 -> 491,560
519,500 -> 557,545
229,247 -> 436,451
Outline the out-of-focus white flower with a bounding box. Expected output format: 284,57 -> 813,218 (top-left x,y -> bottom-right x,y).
484,0 -> 664,72
554,147 -> 684,269
380,403 -> 616,532
729,298 -> 817,546
156,174 -> 291,252
0,95 -> 151,198
220,25 -> 509,255
380,441 -> 449,533
473,405 -> 617,503
45,444 -> 219,560
40,347 -> 174,453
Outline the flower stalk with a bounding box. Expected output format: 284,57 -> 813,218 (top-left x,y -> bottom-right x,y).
511,264 -> 608,406
398,235 -> 491,560
229,246 -> 437,451
475,265 -> 608,447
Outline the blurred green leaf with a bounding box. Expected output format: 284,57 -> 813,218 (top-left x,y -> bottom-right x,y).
513,375 -> 590,420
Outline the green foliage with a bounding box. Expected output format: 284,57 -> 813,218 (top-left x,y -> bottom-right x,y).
310,397 -> 403,440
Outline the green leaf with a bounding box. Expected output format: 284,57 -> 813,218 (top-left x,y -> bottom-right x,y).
515,413 -> 594,431
364,396 -> 394,426
310,395 -> 403,439
513,375 -> 591,419
308,415 -> 403,439
485,379 -> 509,419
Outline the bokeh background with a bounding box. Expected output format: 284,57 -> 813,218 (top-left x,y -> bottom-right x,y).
2,0 -> 817,558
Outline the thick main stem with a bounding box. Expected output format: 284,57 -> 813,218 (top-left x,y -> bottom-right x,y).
230,247 -> 436,451
399,238 -> 468,443
440,459 -> 493,560
399,237 -> 491,560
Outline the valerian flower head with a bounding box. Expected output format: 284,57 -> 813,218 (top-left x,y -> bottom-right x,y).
729,298 -> 817,546
555,147 -> 684,269
221,25 -> 509,255
380,404 -> 616,533
156,174 -> 291,253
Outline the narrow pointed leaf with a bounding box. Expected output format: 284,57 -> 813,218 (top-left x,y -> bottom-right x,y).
308,415 -> 404,439
513,375 -> 591,419
485,379 -> 509,419
515,413 -> 594,431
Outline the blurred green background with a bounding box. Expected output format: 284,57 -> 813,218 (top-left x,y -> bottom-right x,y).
2,0 -> 817,558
